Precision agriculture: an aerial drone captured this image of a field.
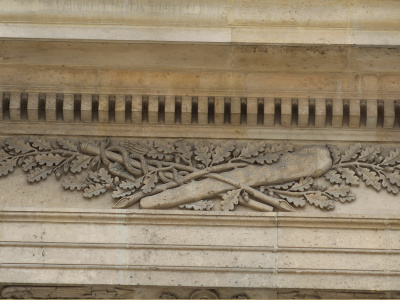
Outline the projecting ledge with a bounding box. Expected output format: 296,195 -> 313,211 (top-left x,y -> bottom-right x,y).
0,208 -> 399,291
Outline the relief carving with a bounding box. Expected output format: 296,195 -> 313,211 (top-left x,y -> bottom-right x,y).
0,286 -> 134,299
0,137 -> 399,212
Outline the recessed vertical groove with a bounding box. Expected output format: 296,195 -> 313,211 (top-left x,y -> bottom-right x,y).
142,96 -> 149,123
377,100 -> 384,128
308,99 -> 315,126
342,99 -> 350,127
174,96 -> 182,124
20,93 -> 28,120
158,96 -> 165,123
360,100 -> 367,127
56,94 -> 63,121
191,97 -> 198,124
326,99 -> 333,127
394,101 -> 400,128
240,98 -> 247,125
38,93 -> 46,121
125,96 -> 132,123
291,99 -> 298,126
208,97 -> 215,124
257,98 -> 264,125
274,98 -> 281,126
73,94 -> 81,122
2,93 -> 10,120
108,96 -> 116,123
224,97 -> 231,124
91,95 -> 99,122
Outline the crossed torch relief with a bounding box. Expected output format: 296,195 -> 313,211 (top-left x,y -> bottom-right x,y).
1,137 -> 399,212
80,141 -> 332,212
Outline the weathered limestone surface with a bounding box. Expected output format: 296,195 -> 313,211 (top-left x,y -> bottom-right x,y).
1,0 -> 400,46
1,0 -> 400,297
0,208 -> 399,293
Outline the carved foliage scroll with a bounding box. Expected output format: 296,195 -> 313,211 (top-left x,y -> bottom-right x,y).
0,136 -> 399,212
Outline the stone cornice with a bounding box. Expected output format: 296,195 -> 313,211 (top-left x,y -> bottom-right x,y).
1,0 -> 400,46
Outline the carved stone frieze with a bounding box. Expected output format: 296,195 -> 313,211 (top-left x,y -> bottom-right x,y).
0,286 -> 135,299
0,136 -> 399,212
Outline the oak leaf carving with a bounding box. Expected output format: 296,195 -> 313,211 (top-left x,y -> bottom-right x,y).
70,155 -> 92,173
0,158 -> 17,177
359,167 -> 381,191
141,172 -> 158,194
325,185 -> 350,198
340,168 -> 360,186
381,148 -> 400,166
22,156 -> 37,172
341,143 -> 362,162
280,195 -> 306,207
324,169 -> 343,184
179,200 -> 214,211
62,175 -> 88,191
57,138 -> 78,152
36,153 -> 64,167
5,138 -> 34,154
83,183 -> 107,198
29,136 -> 52,151
358,145 -> 381,162
238,141 -> 265,158
221,189 -> 241,211
305,192 -> 334,209
27,166 -> 52,182
211,141 -> 235,165
194,140 -> 212,167
327,144 -> 341,165
289,177 -> 313,192
380,174 -> 399,194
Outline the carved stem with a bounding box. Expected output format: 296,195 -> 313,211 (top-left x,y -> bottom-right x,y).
207,173 -> 294,211
336,162 -> 384,171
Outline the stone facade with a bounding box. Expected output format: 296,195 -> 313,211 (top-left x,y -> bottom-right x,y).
1,1 -> 400,298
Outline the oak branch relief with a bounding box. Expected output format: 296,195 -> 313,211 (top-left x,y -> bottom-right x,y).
0,137 -> 399,212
